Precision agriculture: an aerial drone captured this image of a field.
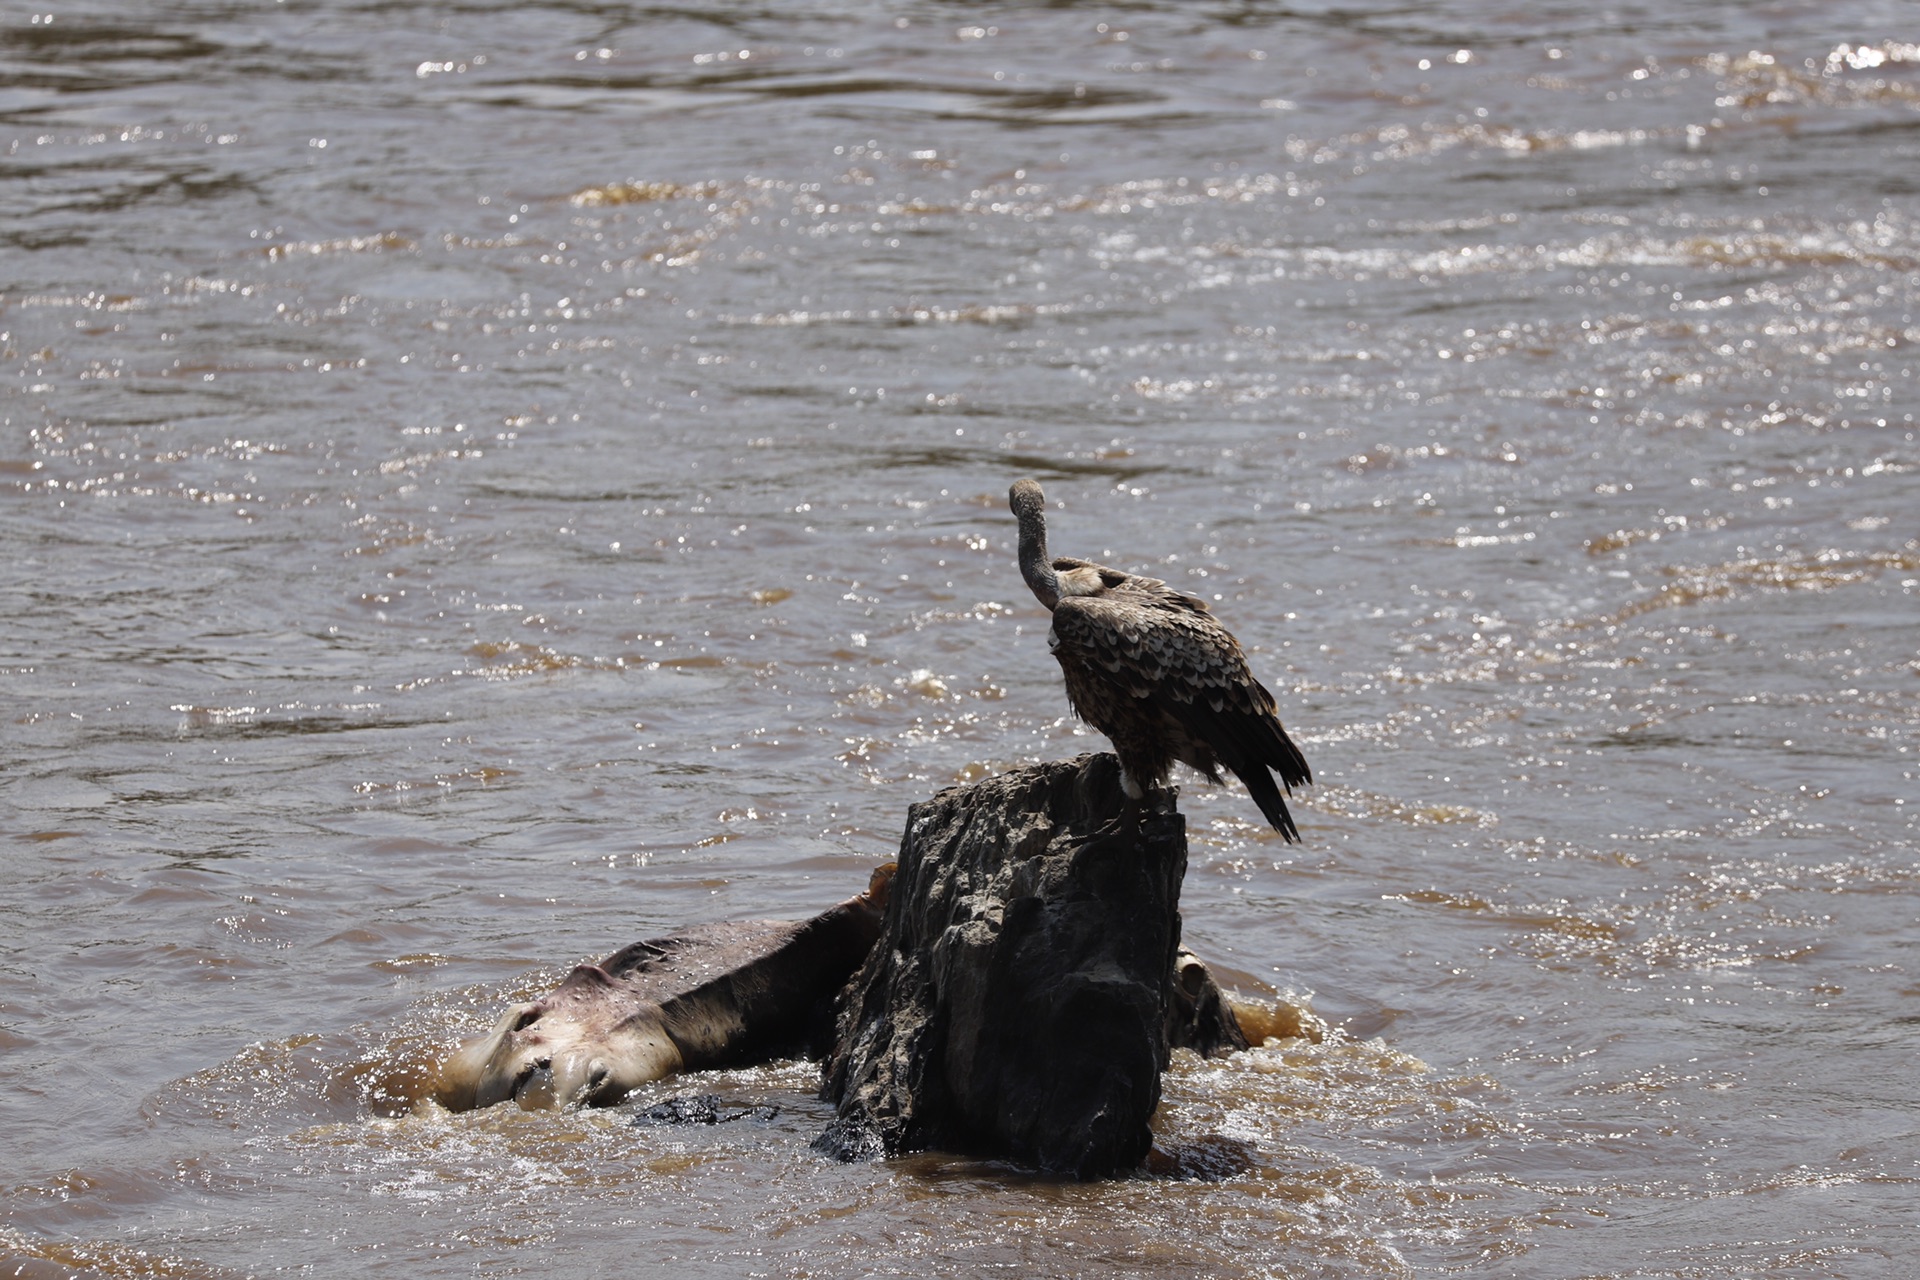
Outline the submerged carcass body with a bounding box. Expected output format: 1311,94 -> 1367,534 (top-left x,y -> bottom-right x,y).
436,865 -> 892,1111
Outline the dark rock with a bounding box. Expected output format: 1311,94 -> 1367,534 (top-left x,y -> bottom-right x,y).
1145,1135 -> 1259,1181
818,753 -> 1188,1179
632,1094 -> 781,1127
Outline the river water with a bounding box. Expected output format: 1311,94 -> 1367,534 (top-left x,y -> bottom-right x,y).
3,1 -> 1917,1276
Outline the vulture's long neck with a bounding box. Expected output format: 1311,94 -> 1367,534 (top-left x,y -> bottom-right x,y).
1010,481 -> 1061,610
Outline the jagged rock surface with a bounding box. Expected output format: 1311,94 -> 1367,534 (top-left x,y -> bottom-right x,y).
818,753 -> 1192,1178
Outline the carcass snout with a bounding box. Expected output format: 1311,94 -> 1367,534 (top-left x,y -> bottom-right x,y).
544,1054 -> 620,1109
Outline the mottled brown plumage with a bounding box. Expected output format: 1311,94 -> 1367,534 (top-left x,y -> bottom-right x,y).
1009,478 -> 1311,840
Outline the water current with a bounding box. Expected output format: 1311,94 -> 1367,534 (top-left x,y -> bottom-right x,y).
3,1 -> 1917,1276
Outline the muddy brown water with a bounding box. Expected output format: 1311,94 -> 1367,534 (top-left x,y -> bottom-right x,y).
3,2 -> 1917,1276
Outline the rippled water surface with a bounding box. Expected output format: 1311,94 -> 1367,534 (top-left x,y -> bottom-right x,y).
4,1 -> 1918,1276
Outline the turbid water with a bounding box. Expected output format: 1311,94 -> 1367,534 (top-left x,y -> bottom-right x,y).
2,2 -> 1916,1276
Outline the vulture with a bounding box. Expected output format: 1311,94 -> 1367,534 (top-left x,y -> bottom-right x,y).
1009,478 -> 1311,839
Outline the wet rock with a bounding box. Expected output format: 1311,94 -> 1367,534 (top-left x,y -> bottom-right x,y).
818,753 -> 1194,1179
632,1094 -> 781,1127
1145,1135 -> 1260,1182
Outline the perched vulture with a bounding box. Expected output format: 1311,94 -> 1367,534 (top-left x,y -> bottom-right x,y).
1009,478 -> 1311,839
